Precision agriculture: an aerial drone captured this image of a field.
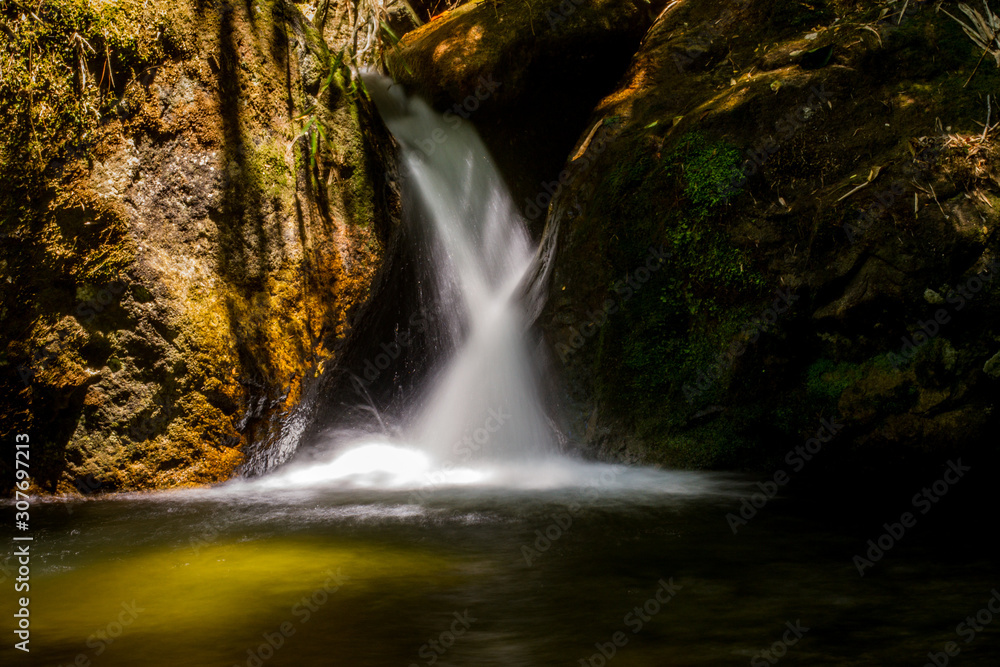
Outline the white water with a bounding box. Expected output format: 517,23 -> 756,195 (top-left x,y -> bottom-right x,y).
236,75 -> 719,496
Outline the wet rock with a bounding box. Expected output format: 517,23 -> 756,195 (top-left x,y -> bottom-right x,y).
387,0 -> 669,233
541,0 -> 1000,472
985,350 -> 1000,378
0,0 -> 394,492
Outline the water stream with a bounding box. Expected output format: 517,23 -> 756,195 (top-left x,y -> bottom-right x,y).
253,72 -> 580,491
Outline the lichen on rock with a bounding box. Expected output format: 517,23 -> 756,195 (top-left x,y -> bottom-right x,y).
0,0 -> 394,493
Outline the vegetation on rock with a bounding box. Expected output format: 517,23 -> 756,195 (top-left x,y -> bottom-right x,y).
0,0 -> 394,493
542,0 -> 1000,472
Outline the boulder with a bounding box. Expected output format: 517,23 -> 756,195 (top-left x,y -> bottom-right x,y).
542,0 -> 1000,473
0,0 -> 394,492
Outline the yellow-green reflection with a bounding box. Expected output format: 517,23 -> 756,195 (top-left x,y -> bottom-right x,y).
9,538 -> 456,666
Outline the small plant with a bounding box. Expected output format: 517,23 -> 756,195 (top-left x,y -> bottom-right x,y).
300,115 -> 327,189
378,19 -> 414,76
669,132 -> 744,218
294,52 -> 342,188
351,0 -> 389,67
942,1 -> 1000,84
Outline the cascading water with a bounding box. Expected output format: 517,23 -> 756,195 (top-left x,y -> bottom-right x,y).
237,74 -> 708,495
241,73 -> 568,490
372,75 -> 558,465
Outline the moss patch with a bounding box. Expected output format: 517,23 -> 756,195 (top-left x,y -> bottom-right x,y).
583,130 -> 768,433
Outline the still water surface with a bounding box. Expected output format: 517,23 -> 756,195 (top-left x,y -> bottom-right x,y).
3,465 -> 996,666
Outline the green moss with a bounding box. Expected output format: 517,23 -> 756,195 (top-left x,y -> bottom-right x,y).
769,358 -> 868,437
332,64 -> 378,228
132,285 -> 154,303
253,138 -> 293,201
663,133 -> 766,302
801,354 -> 918,424
653,403 -> 769,469
587,130 -> 768,425
671,132 -> 744,217
805,358 -> 864,404
0,0 -> 177,184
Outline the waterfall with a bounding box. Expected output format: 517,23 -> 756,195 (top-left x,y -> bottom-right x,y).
365,73 -> 557,464
228,76 -> 721,496
251,73 -> 569,490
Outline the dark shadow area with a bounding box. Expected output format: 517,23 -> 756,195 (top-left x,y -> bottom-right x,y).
212,1 -> 281,390
287,171 -> 444,449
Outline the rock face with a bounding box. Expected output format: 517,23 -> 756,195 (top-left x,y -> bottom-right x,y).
387,0 -> 667,233
542,0 -> 1000,473
0,0 -> 393,492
